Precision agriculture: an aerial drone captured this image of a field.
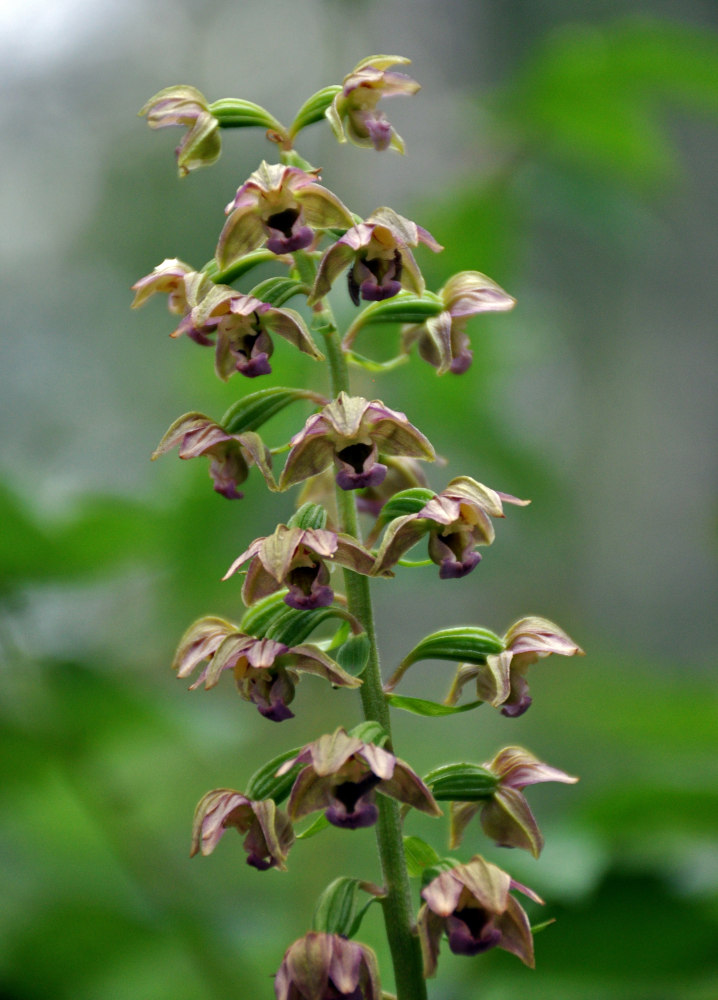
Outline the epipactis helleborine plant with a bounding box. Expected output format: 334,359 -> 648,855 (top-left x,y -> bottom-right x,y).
134,54 -> 584,1000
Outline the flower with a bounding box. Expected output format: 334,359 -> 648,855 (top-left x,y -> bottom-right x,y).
216,161 -> 355,270
279,392 -> 435,492
450,746 -> 578,857
418,856 -> 542,975
327,55 -> 420,153
222,524 -> 378,610
447,616 -> 584,717
151,412 -> 275,499
309,207 -> 442,306
277,728 -> 441,830
172,615 -> 362,722
139,86 -> 220,177
356,455 -> 430,518
373,477 -> 528,578
130,258 -> 203,315
402,271 -> 516,375
191,789 -> 294,870
275,932 -> 381,1000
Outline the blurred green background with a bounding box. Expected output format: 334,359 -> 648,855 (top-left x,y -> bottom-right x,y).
2,1 -> 717,997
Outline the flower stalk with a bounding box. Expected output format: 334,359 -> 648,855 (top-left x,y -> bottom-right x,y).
134,54 -> 582,1000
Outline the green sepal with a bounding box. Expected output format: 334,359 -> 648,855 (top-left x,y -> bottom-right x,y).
403,835 -> 441,878
531,919 -> 557,935
289,85 -> 343,137
239,590 -> 291,637
221,386 -> 326,435
203,249 -> 280,286
343,292 -> 444,349
312,876 -> 383,939
402,627 -> 505,669
245,746 -> 304,804
334,632 -> 370,678
348,721 -> 389,747
208,98 -> 286,135
296,813 -> 330,840
287,502 -> 328,531
248,276 -> 308,308
421,858 -> 461,890
385,694 -> 484,717
423,763 -> 498,801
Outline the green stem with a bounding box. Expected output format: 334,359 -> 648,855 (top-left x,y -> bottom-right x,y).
312,290 -> 428,1000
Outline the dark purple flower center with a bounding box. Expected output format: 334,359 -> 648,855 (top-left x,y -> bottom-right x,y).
446,907 -> 502,956
429,528 -> 482,579
326,772 -> 382,829
285,561 -> 334,610
348,250 -> 403,305
265,207 -> 313,254
335,442 -> 387,491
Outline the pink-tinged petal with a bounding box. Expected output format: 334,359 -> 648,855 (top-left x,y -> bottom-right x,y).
280,437 -> 336,491
379,759 -> 443,817
130,258 -> 195,311
333,533 -> 379,576
327,936 -> 363,995
357,742 -> 396,781
216,207 -> 266,270
235,430 -> 277,491
417,903 -> 445,978
250,797 -> 294,871
307,729 -> 365,776
486,746 -> 579,789
476,652 -> 513,706
288,644 -> 363,688
480,787 -> 544,857
286,766 -> 334,821
261,306 -> 324,360
241,557 -> 283,606
256,526 -> 310,582
201,633 -> 256,687
448,801 -> 481,849
412,310 -> 455,374
372,513 -> 432,574
172,616 -> 236,683
510,879 -> 545,906
421,869 -> 465,917
455,856 -> 511,914
496,895 -> 536,968
295,186 -> 355,230
190,789 -> 250,856
441,271 -> 516,318
504,616 -> 584,662
282,932 -> 333,1000
309,239 -> 359,302
222,537 -> 265,580
368,208 -> 441,252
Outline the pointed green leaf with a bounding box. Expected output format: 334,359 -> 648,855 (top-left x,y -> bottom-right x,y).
209,98 -> 286,134
345,350 -> 410,373
343,292 -> 444,349
348,721 -> 388,747
204,248 -> 282,285
239,590 -> 291,637
423,763 -> 498,801
296,813 -> 330,840
403,835 -> 441,878
290,85 -> 343,136
248,276 -> 307,308
312,876 -> 380,938
266,606 -> 354,647
334,632 -> 370,678
402,627 -> 505,668
221,386 -> 325,435
245,747 -> 304,803
287,502 -> 328,532
385,694 -> 484,717
378,488 -> 436,522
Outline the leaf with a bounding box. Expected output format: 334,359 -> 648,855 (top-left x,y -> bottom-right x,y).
221,386 -> 325,435
290,85 -> 343,136
296,813 -> 330,840
343,292 -> 444,349
209,97 -> 285,134
287,502 -> 328,532
377,488 -> 436,522
204,248 -> 283,285
403,835 -> 441,877
248,276 -> 307,308
385,694 -> 483,717
312,876 -> 381,938
402,627 -> 505,668
348,721 -> 388,747
245,747 -> 303,804
334,632 -> 370,678
239,590 -> 291,637
423,763 -> 498,801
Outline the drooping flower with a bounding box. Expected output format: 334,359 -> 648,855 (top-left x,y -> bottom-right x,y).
191,789 -> 294,870
309,208 -> 442,306
275,932 -> 381,1000
216,161 -> 355,270
327,55 -> 420,153
402,271 -> 516,375
139,86 -> 220,177
172,615 -> 362,722
279,392 -> 435,493
222,524 -> 379,610
373,477 -> 528,578
418,856 -> 542,976
130,258 -> 202,315
152,412 -> 275,499
277,728 -> 441,830
446,616 -> 584,717
450,746 -> 578,857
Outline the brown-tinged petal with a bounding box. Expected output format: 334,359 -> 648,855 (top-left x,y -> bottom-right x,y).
486,746 -> 579,790
496,895 -> 536,968
372,513 -> 431,575
281,932 -> 333,1000
262,306 -> 324,360
378,758 -> 442,817
480,787 -> 544,858
417,903 -> 445,978
172,616 -> 236,684
449,800 -> 481,850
